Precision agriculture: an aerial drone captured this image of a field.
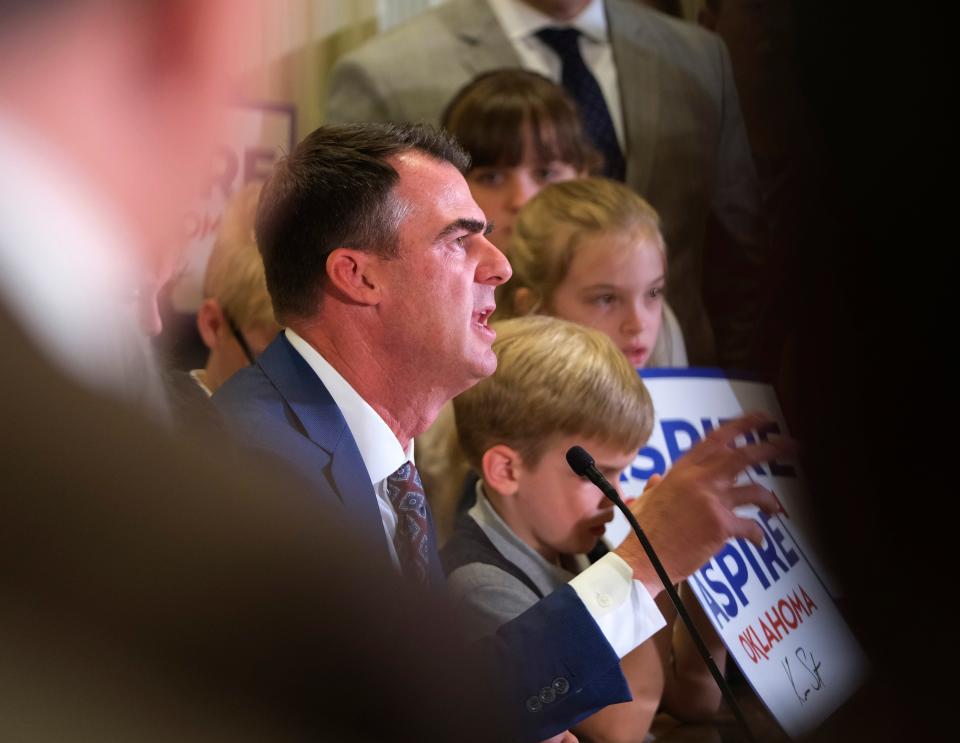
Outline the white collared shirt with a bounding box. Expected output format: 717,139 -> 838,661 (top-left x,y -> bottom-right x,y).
188,369 -> 214,397
286,328 -> 665,657
285,328 -> 409,566
486,0 -> 625,148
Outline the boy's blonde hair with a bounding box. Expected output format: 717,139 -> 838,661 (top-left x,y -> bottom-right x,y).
203,182 -> 275,329
497,177 -> 666,319
454,315 -> 654,469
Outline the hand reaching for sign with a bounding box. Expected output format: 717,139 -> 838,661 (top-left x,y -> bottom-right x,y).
615,413 -> 793,597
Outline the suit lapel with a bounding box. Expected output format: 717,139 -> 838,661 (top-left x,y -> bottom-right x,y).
255,335 -> 447,586
255,336 -> 386,545
439,0 -> 662,195
607,0 -> 661,195
438,0 -> 523,78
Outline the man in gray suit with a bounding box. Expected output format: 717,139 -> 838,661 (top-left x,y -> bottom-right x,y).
326,0 -> 763,369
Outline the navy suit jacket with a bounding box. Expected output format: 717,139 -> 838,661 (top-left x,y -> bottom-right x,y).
214,334 -> 631,740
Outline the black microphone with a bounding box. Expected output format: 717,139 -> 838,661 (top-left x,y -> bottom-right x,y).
566,445 -> 758,743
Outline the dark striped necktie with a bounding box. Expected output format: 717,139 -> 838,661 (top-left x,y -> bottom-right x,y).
535,26 -> 626,181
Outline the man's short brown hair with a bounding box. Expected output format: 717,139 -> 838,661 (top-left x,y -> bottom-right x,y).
255,123 -> 470,322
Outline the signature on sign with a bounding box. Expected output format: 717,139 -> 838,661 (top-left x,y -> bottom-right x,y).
782,646 -> 824,704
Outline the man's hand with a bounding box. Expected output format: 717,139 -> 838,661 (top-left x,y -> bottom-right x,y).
615,413 -> 791,597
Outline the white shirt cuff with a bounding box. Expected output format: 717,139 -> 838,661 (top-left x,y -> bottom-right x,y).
569,552 -> 666,659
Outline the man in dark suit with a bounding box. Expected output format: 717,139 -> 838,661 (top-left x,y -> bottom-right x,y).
213,121 -> 786,741
0,297 -> 516,742
0,3 -> 508,740
325,0 -> 763,369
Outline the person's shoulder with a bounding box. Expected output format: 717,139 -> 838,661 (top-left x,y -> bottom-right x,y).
334,0 -> 468,66
212,363 -> 278,412
609,0 -> 714,40
447,561 -> 520,594
325,0 -> 507,123
442,514 -> 545,608
210,364 -> 301,450
445,561 -> 543,638
609,0 -> 722,61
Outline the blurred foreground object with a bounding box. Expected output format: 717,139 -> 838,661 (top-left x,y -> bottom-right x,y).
0,2 -> 505,740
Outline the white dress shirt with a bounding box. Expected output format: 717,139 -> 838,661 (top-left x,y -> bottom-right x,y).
285,327 -> 665,658
486,0 -> 626,148
286,328 -> 408,566
188,369 -> 214,397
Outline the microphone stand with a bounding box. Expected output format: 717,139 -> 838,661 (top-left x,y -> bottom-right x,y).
566,446 -> 759,743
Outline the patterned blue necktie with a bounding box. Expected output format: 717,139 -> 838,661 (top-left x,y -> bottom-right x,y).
386,461 -> 432,585
535,26 -> 626,181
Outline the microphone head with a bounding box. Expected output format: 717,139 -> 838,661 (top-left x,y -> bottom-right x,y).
565,445 -> 595,477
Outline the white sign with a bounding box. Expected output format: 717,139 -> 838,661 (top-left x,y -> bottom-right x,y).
171,101 -> 296,313
607,368 -> 869,740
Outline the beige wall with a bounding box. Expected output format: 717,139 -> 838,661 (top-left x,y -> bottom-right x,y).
237,1 -> 378,139
237,0 -> 451,139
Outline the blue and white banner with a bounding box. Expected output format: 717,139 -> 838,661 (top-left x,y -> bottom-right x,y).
606,369 -> 869,739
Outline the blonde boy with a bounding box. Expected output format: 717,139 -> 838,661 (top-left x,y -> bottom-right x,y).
445,315 -> 724,741
192,182 -> 280,395
447,315 -> 652,627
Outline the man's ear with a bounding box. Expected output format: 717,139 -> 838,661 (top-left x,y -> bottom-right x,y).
325,248 -> 384,306
481,444 -> 525,498
196,298 -> 226,350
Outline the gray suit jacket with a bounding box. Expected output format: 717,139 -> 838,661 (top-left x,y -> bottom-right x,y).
326,0 -> 763,367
